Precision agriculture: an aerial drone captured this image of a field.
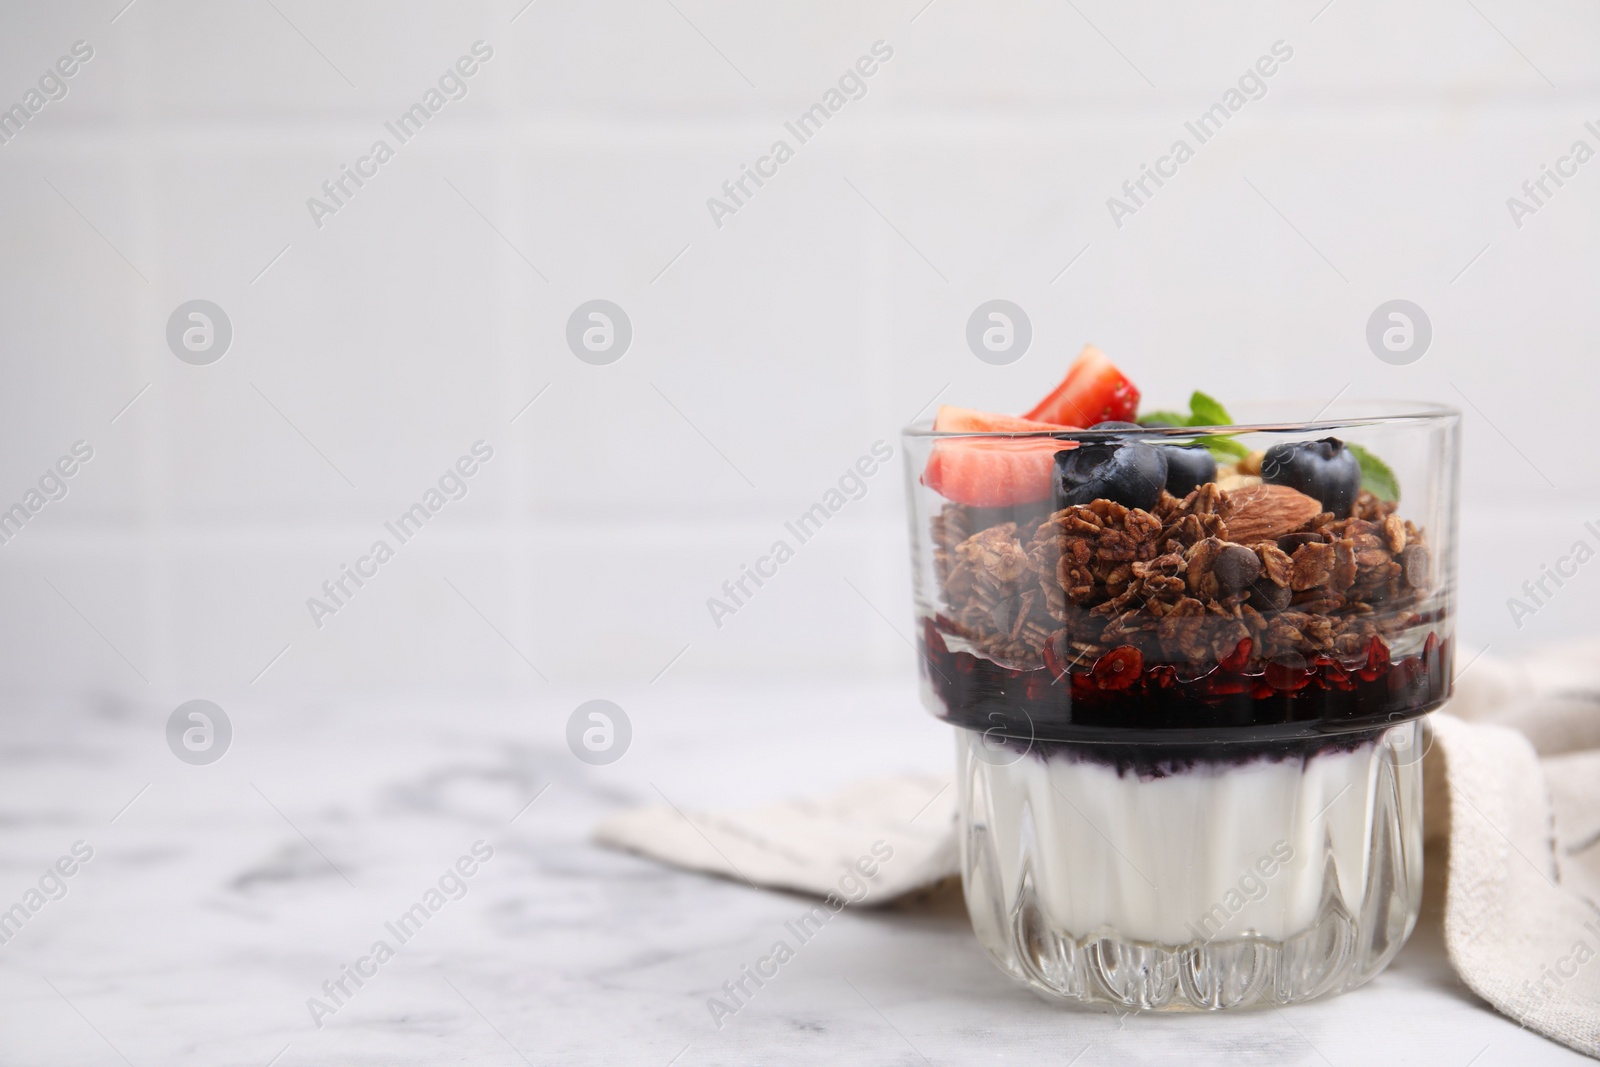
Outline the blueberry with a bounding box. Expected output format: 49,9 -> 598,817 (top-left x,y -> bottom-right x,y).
1054,441 -> 1167,512
1161,445 -> 1216,495
1261,437 -> 1361,516
1091,421 -> 1215,495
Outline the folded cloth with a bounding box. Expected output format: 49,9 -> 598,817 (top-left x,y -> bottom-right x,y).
594,640 -> 1600,1057
594,774 -> 958,903
1427,643 -> 1600,1059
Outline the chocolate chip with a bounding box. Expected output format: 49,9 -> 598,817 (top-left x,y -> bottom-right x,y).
1401,544 -> 1430,589
1213,544 -> 1262,595
1278,532 -> 1326,553
1249,577 -> 1292,613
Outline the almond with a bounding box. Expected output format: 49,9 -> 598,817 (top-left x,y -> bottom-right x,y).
1220,484 -> 1323,545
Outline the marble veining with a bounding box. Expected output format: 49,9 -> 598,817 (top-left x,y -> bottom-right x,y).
0,683 -> 1586,1065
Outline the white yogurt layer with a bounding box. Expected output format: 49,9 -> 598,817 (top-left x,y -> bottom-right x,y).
961,735 -> 1394,945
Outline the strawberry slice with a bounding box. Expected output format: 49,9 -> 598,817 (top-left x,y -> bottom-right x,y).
1024,344 -> 1140,426
931,407 -> 1072,435
921,406 -> 1076,507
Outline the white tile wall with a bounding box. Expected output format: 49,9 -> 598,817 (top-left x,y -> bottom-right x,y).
1,0 -> 1598,700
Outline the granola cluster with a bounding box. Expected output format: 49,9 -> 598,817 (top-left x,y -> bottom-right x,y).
931,483 -> 1430,671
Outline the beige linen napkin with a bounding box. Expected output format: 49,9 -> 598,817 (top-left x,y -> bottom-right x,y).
1426,642 -> 1600,1058
595,640 -> 1600,1056
594,774 -> 958,903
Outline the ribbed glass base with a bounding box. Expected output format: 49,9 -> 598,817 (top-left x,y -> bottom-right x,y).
958,724 -> 1424,1011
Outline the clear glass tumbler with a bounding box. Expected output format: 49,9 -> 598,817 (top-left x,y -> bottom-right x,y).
902,401 -> 1459,1010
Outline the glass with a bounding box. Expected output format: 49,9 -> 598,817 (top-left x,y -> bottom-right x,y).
902,401 -> 1459,1010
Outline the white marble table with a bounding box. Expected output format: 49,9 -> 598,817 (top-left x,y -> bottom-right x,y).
0,681 -> 1587,1065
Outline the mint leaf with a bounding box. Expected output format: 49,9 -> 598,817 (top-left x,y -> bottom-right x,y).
1347,443 -> 1400,502
1140,393 -> 1247,461
1140,393 -> 1232,428
1187,391 -> 1232,428
1196,435 -> 1250,461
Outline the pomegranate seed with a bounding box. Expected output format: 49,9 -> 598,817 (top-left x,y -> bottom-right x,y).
1219,638 -> 1253,673
1362,636 -> 1391,676
1091,646 -> 1143,690
1265,658 -> 1313,691
1041,640 -> 1063,680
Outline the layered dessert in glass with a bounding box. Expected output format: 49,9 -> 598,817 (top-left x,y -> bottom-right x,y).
903,347 -> 1459,1010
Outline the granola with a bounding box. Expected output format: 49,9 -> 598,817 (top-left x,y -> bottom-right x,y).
932,483 -> 1428,671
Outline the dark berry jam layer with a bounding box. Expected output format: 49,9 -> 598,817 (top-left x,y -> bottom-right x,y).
964,724 -> 1392,778
921,616 -> 1450,749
